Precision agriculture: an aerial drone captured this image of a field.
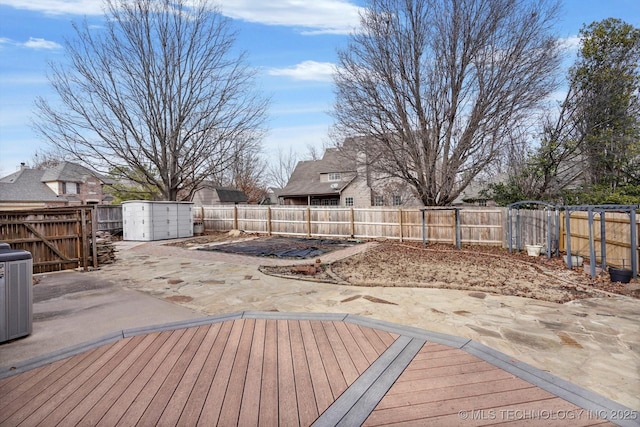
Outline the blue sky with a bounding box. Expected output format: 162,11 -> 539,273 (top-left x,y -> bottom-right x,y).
0,0 -> 639,177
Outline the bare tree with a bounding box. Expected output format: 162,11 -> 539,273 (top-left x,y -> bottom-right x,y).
34,0 -> 269,201
303,143 -> 322,161
30,148 -> 70,170
226,149 -> 267,203
266,146 -> 299,188
332,0 -> 561,205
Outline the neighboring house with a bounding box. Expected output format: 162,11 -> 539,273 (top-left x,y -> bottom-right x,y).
260,187 -> 280,205
279,146 -> 503,208
0,162 -> 114,210
191,183 -> 247,206
279,148 -> 420,207
452,175 -> 505,207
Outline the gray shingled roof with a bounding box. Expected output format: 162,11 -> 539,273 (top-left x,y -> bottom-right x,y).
279,149 -> 356,197
0,169 -> 65,202
193,183 -> 247,204
41,162 -> 114,185
215,187 -> 247,203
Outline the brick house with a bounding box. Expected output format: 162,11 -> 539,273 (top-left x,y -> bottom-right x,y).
0,162 -> 114,210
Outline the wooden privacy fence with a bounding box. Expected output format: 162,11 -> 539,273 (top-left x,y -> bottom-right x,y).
560,211 -> 639,269
195,206 -> 506,246
195,205 -> 639,266
0,206 -> 96,273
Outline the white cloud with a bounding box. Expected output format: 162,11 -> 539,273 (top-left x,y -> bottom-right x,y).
268,61 -> 336,82
0,0 -> 103,15
0,0 -> 363,33
0,73 -> 49,84
23,37 -> 62,50
559,35 -> 581,51
219,1 -> 361,35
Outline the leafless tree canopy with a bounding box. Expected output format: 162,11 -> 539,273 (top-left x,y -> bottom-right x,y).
332,0 -> 561,205
266,146 -> 299,189
34,0 -> 269,201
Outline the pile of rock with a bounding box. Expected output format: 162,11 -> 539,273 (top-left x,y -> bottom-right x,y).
94,231 -> 117,265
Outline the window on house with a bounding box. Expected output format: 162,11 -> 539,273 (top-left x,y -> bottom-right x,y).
392,195 -> 402,206
478,200 -> 487,207
311,199 -> 320,206
62,182 -> 79,194
373,195 -> 384,206
320,198 -> 339,206
345,197 -> 354,207
328,172 -> 341,181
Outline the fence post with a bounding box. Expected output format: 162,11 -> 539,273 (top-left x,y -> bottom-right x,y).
80,208 -> 89,271
91,206 -> 98,268
398,209 -> 404,242
267,206 -> 272,236
233,205 -> 238,230
451,210 -> 456,246
306,207 -> 311,237
350,208 -> 355,237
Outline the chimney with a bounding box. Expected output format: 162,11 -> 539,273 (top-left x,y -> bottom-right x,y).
20,162 -> 27,170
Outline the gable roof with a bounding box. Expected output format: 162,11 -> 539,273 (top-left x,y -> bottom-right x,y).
279,148 -> 357,197
0,168 -> 64,202
193,183 -> 247,204
40,162 -> 114,184
215,187 -> 247,203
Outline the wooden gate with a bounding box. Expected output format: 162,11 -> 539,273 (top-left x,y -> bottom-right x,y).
0,206 -> 96,273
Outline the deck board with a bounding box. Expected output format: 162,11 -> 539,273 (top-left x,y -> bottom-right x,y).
218,318 -> 255,426
364,343 -> 614,426
312,321 -> 349,398
0,351 -> 82,411
0,317 -> 623,427
290,319 -> 319,426
300,320 -> 334,413
178,321 -> 233,425
276,319 -> 299,426
258,319 -> 279,427
198,319 -> 245,425
81,331 -> 173,426
56,332 -> 161,426
121,328 -> 198,425
237,318 -> 266,426
2,339 -> 129,425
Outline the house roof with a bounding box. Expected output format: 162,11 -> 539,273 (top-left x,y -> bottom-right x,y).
193,183 -> 247,204
215,187 -> 247,203
40,162 -> 114,185
0,168 -> 64,202
279,148 -> 356,197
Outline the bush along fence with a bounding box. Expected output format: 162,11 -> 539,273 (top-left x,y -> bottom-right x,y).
193,205 -> 639,270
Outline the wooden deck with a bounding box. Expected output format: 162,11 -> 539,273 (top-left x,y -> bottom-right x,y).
0,313 -> 632,426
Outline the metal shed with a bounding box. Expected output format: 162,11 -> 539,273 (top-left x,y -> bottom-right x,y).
122,201 -> 194,241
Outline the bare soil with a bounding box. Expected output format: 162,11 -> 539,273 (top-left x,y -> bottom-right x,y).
168,233 -> 640,304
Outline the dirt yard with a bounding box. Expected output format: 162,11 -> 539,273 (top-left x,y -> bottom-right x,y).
169,232 -> 640,304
